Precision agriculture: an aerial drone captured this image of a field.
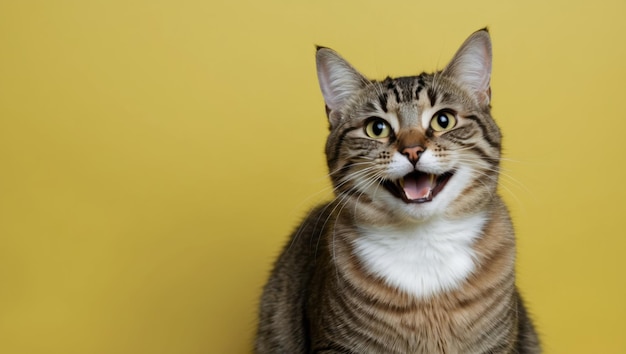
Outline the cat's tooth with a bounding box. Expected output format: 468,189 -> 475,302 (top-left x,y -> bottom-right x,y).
398,178 -> 404,189
429,174 -> 436,186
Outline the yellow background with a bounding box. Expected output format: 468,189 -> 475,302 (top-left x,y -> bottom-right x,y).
1,0 -> 625,353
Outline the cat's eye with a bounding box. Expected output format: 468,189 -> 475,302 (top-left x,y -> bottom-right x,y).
430,111 -> 457,132
364,118 -> 391,139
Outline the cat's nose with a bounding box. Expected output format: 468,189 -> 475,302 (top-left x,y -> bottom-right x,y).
402,145 -> 425,165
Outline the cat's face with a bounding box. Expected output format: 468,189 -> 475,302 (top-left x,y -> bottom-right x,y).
316,30 -> 502,223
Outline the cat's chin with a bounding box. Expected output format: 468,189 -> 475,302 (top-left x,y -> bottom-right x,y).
382,171 -> 454,204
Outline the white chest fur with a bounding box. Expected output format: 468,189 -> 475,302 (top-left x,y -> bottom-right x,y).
353,213 -> 487,299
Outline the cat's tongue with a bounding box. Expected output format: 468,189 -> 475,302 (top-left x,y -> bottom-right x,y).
403,173 -> 434,200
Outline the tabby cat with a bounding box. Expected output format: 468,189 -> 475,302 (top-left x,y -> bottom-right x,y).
255,29 -> 540,354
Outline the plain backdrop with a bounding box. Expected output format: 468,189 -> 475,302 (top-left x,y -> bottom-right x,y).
1,0 -> 625,353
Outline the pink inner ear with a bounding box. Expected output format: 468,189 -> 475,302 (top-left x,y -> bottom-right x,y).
442,31 -> 492,106
317,66 -> 343,110
316,48 -> 367,112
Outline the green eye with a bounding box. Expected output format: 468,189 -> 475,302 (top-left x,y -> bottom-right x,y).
430,111 -> 457,132
365,118 -> 391,139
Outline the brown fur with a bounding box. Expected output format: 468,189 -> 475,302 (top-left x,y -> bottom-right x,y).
256,30 -> 540,353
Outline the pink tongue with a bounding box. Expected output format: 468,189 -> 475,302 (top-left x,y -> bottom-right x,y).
403,174 -> 433,200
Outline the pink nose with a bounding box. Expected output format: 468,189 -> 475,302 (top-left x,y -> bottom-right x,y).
402,145 -> 425,165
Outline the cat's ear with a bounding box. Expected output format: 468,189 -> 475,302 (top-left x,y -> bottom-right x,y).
442,29 -> 492,107
316,47 -> 368,122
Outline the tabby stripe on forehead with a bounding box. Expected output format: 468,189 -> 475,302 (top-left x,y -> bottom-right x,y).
386,79 -> 402,103
464,115 -> 501,149
415,85 -> 423,99
393,86 -> 401,102
427,87 -> 437,106
417,75 -> 425,87
378,93 -> 388,112
385,78 -> 395,90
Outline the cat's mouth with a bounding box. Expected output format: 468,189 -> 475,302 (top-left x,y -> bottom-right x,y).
383,171 -> 453,203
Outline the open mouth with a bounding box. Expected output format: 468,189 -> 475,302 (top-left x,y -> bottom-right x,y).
383,171 -> 454,203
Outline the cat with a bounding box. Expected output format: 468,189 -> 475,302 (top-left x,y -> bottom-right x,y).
255,29 -> 540,354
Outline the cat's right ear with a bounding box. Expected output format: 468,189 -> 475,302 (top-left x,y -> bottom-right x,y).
316,47 -> 367,126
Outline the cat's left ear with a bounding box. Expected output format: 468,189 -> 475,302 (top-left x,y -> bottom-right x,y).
442,29 -> 492,107
316,47 -> 368,126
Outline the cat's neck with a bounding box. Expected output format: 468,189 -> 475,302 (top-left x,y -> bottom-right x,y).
349,212 -> 488,299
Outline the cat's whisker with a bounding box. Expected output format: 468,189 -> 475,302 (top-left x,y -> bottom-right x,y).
327,161 -> 377,177
296,168 -> 384,257
352,172 -> 386,217
455,157 -> 532,196
296,164 -> 380,209
331,168 -> 381,193
320,170 -> 381,268
329,171 -> 387,268
289,161 -> 384,216
463,168 -> 526,212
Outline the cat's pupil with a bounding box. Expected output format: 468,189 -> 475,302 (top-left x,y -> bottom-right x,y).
373,121 -> 385,136
437,114 -> 449,128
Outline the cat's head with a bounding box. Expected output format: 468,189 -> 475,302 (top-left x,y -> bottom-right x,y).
316,29 -> 501,224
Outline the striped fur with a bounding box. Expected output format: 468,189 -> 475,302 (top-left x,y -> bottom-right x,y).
256,29 -> 540,353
